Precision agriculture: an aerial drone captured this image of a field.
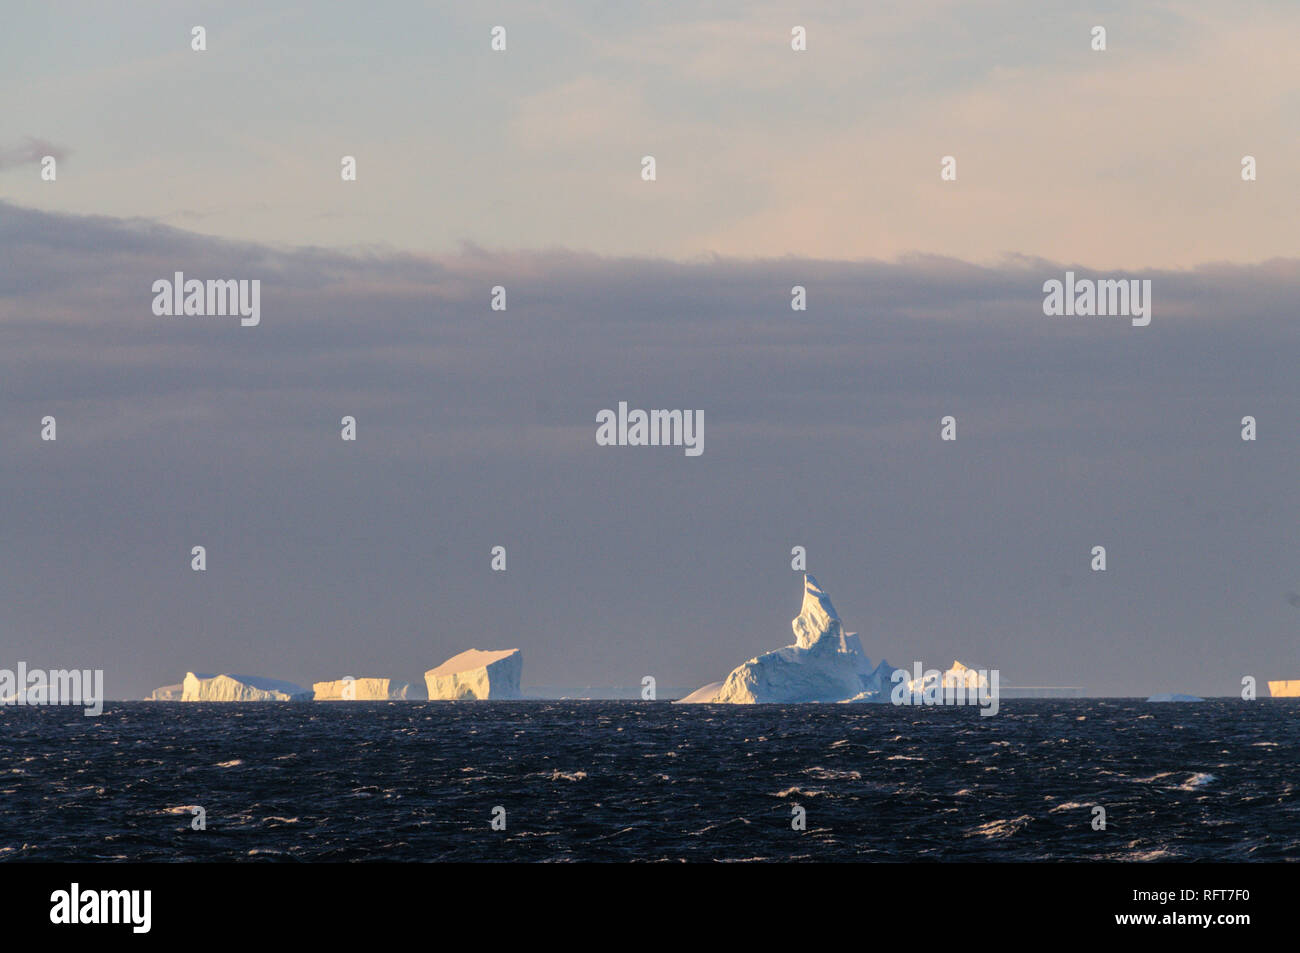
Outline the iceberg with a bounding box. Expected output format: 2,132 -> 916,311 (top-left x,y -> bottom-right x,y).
680,574 -> 895,704
906,660 -> 989,693
1146,693 -> 1205,702
313,677 -> 418,700
675,680 -> 725,703
180,672 -> 312,702
425,648 -> 522,700
144,683 -> 183,701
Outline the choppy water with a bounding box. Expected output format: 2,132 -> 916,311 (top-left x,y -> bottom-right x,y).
1,700 -> 1297,861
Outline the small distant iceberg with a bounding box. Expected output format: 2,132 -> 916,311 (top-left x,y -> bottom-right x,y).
905,660 -> 989,694
425,649 -> 522,699
679,574 -> 895,704
1146,693 -> 1205,703
181,672 -> 312,702
144,683 -> 183,701
313,677 -> 419,700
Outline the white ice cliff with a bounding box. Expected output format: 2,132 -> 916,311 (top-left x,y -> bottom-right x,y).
144,683 -> 183,701
313,677 -> 418,700
679,574 -> 895,704
424,648 -> 522,700
676,680 -> 725,704
180,672 -> 312,702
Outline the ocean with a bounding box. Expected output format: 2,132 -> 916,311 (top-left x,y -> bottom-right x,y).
2,699 -> 1297,862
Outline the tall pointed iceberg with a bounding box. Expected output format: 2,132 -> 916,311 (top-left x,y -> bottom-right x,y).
680,574 -> 895,703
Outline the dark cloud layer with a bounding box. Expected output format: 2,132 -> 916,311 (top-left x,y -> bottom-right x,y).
0,138 -> 68,170
2,201 -> 1298,698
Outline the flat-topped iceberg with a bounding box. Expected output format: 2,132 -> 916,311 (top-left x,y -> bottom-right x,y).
144,683 -> 182,701
425,648 -> 522,700
680,574 -> 894,704
181,672 -> 312,702
1146,693 -> 1205,702
313,677 -> 418,700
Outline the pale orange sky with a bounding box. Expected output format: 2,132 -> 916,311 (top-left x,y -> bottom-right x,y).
2,1 -> 1297,268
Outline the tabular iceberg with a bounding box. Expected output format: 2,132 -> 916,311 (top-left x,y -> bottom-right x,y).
313,677 -> 418,700
679,574 -> 895,704
144,683 -> 183,701
425,648 -> 522,700
180,672 -> 312,702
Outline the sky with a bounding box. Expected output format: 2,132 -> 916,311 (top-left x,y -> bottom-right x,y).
2,1 -> 1298,265
1,2 -> 1298,698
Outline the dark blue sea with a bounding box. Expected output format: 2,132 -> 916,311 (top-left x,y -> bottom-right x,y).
2,700 -> 1297,862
